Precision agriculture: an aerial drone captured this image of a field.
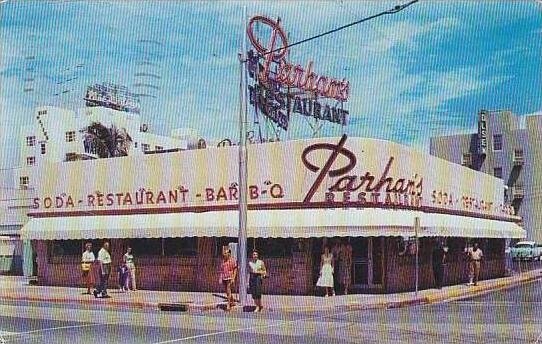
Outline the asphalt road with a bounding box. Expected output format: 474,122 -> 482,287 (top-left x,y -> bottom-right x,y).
0,280 -> 541,344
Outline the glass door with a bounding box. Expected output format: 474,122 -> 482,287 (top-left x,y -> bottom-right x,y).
351,238 -> 384,288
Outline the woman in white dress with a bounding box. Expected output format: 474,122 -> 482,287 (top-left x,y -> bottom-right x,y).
316,246 -> 335,297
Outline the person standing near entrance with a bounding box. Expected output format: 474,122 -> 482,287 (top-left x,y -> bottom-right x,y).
316,246 -> 335,297
94,241 -> 112,298
219,249 -> 238,311
467,243 -> 484,286
331,241 -> 341,295
431,241 -> 446,289
81,242 -> 95,295
123,247 -> 137,291
339,242 -> 353,295
248,250 -> 266,312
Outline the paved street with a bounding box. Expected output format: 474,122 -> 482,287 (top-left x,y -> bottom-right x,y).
1,279 -> 541,344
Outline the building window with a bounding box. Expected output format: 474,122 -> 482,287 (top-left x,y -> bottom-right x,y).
494,167 -> 503,179
48,240 -> 81,260
19,176 -> 29,189
134,142 -> 138,148
155,146 -> 163,151
129,239 -> 162,256
215,237 -> 237,257
141,143 -> 150,152
40,143 -> 46,154
65,131 -> 76,142
65,152 -> 78,161
164,238 -> 198,256
461,153 -> 472,166
26,136 -> 36,146
128,238 -> 198,257
26,156 -> 36,166
493,134 -> 503,151
37,110 -> 47,116
253,238 -> 294,258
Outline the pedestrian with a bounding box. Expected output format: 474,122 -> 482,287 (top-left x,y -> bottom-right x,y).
219,248 -> 238,311
117,263 -> 129,292
467,242 -> 484,286
123,247 -> 137,291
316,246 -> 335,297
93,241 -> 112,298
248,250 -> 267,313
331,241 -> 341,295
339,242 -> 352,295
431,241 -> 446,289
81,242 -> 95,295
504,240 -> 513,276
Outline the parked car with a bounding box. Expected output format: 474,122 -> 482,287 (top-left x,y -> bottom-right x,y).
510,241 -> 542,261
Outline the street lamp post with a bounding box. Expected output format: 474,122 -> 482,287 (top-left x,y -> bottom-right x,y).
237,5 -> 249,309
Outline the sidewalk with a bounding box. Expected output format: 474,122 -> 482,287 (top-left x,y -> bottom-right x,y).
1,269 -> 540,313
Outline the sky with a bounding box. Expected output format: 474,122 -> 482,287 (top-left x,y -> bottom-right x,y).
0,0 -> 541,169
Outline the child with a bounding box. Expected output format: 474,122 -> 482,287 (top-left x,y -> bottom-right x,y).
118,264 -> 129,292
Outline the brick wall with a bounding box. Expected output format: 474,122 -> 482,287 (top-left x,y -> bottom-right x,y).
385,237 -> 506,293
33,238 -> 316,295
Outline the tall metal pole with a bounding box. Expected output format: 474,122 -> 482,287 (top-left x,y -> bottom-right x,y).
414,216 -> 420,297
237,5 -> 249,308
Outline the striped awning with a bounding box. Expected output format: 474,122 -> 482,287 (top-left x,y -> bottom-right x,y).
21,208 -> 525,240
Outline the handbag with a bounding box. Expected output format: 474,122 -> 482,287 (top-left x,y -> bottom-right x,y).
81,262 -> 91,272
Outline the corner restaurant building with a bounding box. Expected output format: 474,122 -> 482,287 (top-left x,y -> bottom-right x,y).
21,136 -> 524,294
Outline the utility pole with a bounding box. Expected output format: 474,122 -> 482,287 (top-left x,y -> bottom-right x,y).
237,4 -> 249,309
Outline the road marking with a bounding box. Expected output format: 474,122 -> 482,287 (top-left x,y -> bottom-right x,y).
2,323 -> 107,337
152,307 -> 371,344
0,331 -> 18,336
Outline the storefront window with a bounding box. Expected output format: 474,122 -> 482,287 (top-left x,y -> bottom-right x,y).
128,238 -> 198,257
48,240 -> 81,258
129,239 -> 162,256
442,237 -> 466,263
215,237 -> 237,257
254,238 -> 293,258
483,239 -> 503,259
164,238 -> 198,256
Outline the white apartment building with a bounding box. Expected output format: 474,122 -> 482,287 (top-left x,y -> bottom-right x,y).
16,105 -> 194,189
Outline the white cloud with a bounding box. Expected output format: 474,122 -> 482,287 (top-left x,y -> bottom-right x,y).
367,17 -> 460,53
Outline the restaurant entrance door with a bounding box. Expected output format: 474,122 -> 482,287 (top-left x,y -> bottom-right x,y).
351,237 -> 384,289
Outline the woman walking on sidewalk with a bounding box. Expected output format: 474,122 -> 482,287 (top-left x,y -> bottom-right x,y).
219,249 -> 237,311
316,246 -> 335,297
248,250 -> 267,312
123,247 -> 137,291
81,242 -> 95,295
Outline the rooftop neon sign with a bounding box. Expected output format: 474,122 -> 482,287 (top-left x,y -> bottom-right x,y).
247,15 -> 350,102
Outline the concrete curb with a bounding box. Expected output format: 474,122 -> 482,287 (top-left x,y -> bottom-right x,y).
1,272 -> 539,313
0,293 -> 158,310
424,274 -> 541,305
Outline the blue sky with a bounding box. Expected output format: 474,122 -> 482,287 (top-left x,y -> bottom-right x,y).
1,0 -> 541,169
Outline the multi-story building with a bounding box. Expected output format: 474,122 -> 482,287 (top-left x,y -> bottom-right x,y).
430,110 -> 542,242
16,105 -> 192,190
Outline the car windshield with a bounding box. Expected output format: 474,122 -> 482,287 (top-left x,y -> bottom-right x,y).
514,244 -> 533,248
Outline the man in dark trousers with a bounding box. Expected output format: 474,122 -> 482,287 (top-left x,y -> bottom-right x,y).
432,241 -> 446,289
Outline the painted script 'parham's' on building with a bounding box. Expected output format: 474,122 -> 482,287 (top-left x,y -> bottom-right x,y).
21,135 -> 523,294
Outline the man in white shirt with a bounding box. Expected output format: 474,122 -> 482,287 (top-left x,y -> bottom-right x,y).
94,241 -> 112,298
467,243 -> 484,286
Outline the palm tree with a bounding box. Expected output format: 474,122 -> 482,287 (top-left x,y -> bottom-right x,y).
81,122 -> 132,158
